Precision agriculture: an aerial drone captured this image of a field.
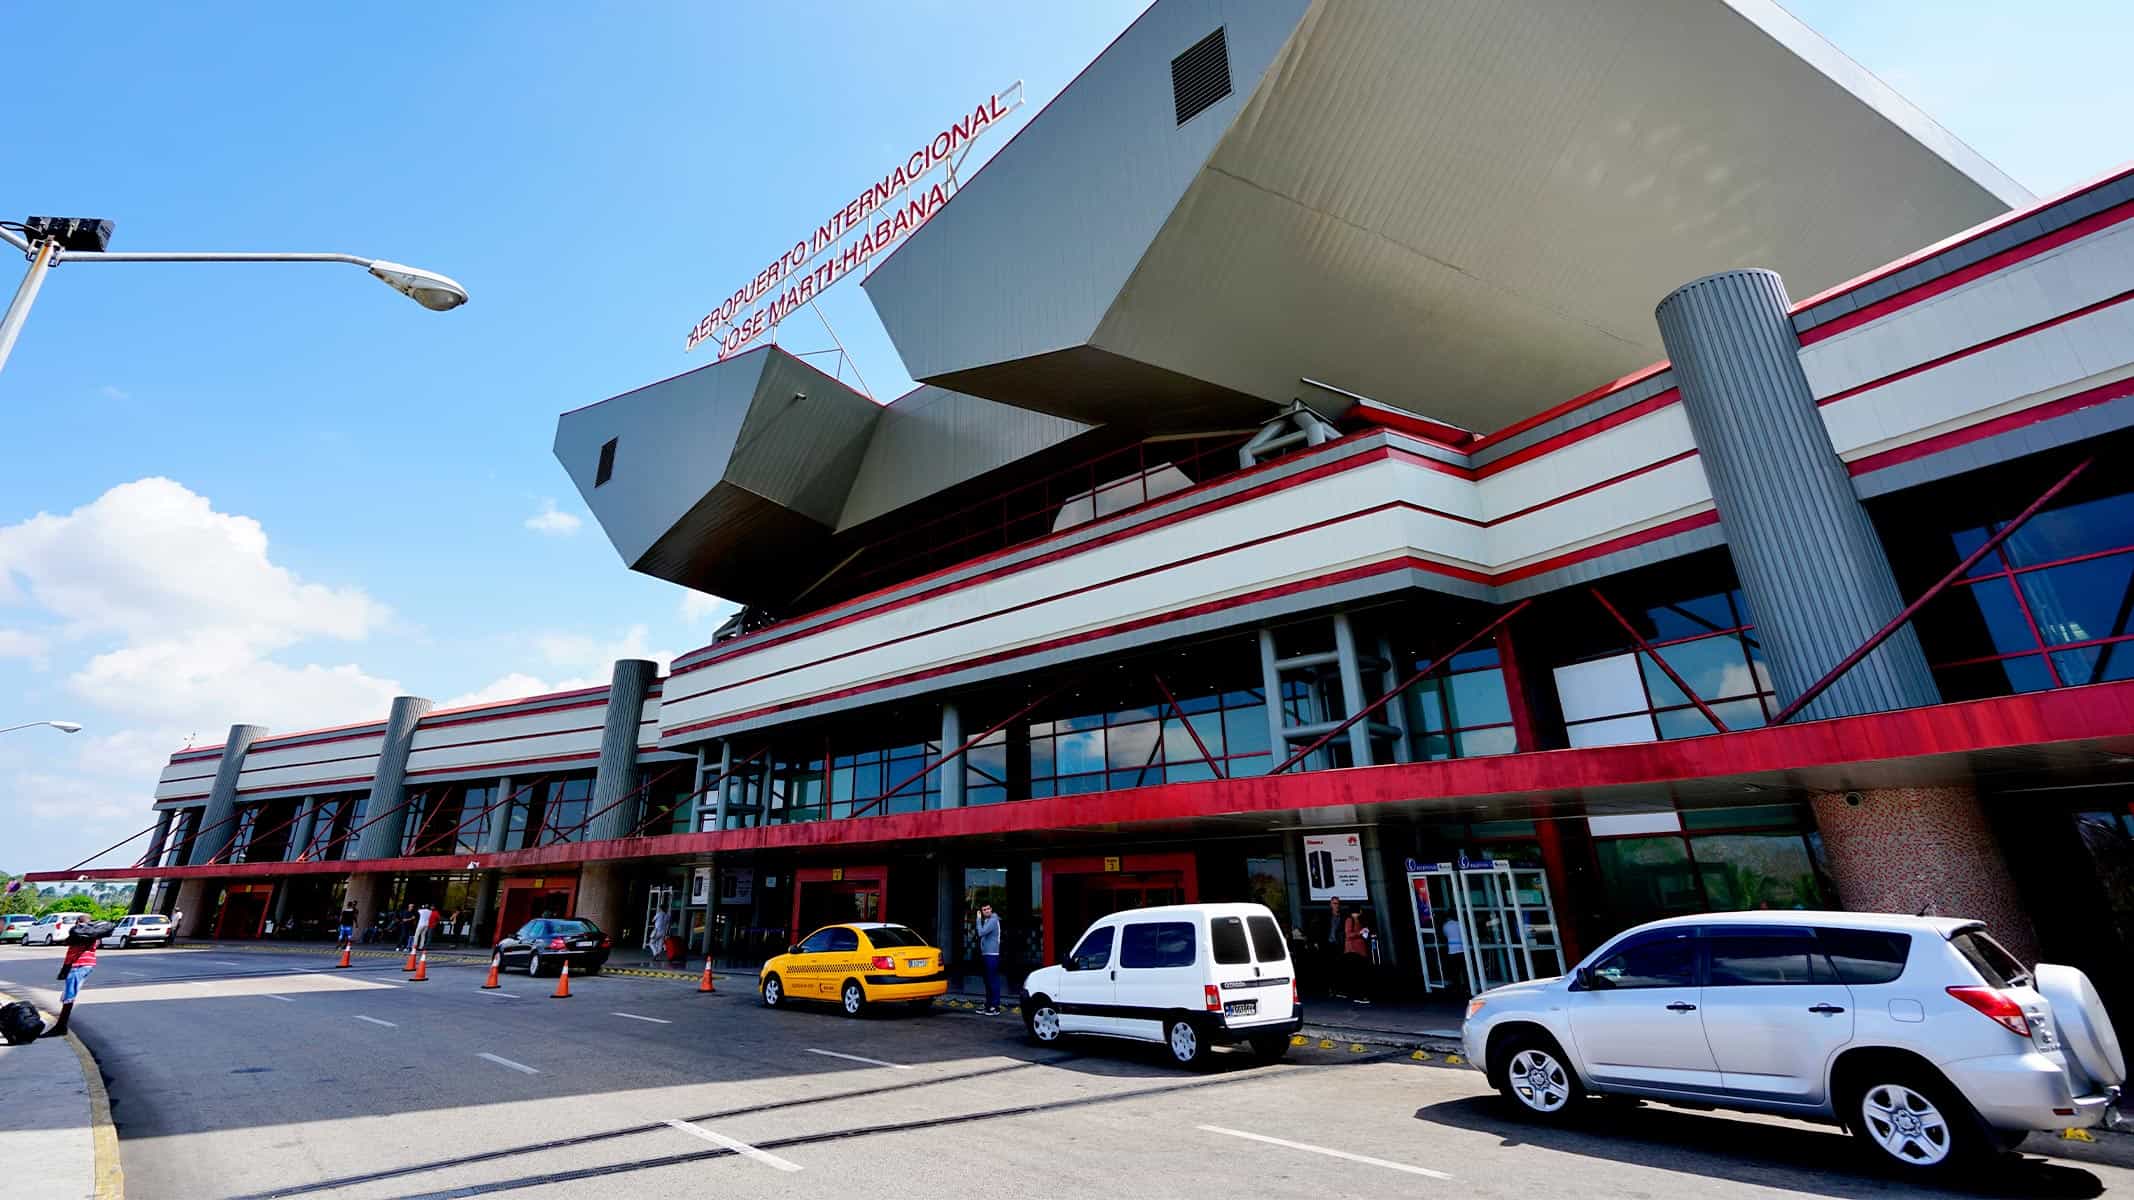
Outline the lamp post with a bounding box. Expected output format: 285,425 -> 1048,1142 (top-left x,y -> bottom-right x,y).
0,720 -> 82,736
0,216 -> 467,377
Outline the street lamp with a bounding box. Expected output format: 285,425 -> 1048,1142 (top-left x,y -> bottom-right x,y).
0,720 -> 82,735
0,215 -> 468,376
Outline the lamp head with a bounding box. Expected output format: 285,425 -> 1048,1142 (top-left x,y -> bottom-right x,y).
367,261 -> 468,311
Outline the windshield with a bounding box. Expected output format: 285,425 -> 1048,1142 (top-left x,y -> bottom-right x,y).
1951,927 -> 2030,988
863,926 -> 927,948
548,919 -> 601,936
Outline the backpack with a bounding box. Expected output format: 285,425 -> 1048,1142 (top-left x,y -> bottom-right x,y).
67,921 -> 117,946
0,1000 -> 43,1044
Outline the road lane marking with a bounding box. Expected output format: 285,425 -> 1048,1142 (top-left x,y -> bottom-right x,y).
805,1047 -> 911,1070
263,994 -> 295,1003
354,1015 -> 397,1028
119,971 -> 147,977
1197,1125 -> 1451,1180
662,1118 -> 801,1172
611,1011 -> 672,1024
478,1052 -> 540,1075
478,990 -> 518,998
211,959 -> 245,966
185,981 -> 213,988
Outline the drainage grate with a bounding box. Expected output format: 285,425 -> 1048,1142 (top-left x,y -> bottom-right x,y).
1170,27 -> 1232,126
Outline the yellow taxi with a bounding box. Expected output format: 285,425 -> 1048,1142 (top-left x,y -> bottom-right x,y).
759,922 -> 949,1016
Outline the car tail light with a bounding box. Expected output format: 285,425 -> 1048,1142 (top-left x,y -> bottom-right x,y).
872,955 -> 895,971
548,937 -> 568,950
1291,980 -> 1300,1006
598,936 -> 610,947
1948,986 -> 2031,1037
1204,984 -> 1221,1012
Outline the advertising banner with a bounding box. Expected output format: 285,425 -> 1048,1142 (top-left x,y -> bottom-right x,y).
1303,833 -> 1368,901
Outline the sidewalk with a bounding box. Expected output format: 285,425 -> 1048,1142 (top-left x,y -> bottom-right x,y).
0,990 -> 116,1200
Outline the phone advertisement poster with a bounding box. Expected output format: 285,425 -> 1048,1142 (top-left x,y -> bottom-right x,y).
1302,833 -> 1368,900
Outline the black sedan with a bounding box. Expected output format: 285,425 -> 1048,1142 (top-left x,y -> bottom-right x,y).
495,917 -> 611,977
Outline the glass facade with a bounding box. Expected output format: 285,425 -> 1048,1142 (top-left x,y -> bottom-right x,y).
1405,646 -> 1517,759
1550,585 -> 1776,746
1587,804 -> 1827,936
1028,686 -> 1271,795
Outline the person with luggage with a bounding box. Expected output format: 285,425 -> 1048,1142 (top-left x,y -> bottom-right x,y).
48,921 -> 103,1037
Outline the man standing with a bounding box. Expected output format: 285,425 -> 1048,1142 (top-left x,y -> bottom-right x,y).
415,901 -> 434,953
1442,914 -> 1468,999
974,902 -> 1003,1015
338,903 -> 358,948
1325,898 -> 1346,999
48,926 -> 97,1038
648,905 -> 671,961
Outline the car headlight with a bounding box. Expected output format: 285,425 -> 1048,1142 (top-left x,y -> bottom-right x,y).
1465,997 -> 1488,1020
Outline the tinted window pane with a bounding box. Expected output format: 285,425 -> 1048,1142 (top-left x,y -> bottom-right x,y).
827,928 -> 860,953
1446,668 -> 1513,728
1706,934 -> 1826,985
549,919 -> 598,935
1119,921 -> 1196,969
1951,929 -> 2029,987
1999,492 -> 2134,568
864,926 -> 925,948
2052,643 -> 2134,687
1068,926 -> 1113,971
798,929 -> 835,953
1455,725 -> 1518,757
1641,635 -> 1761,707
1933,654 -> 2056,700
1591,933 -> 1696,988
1689,832 -> 1823,910
1593,837 -> 1702,927
1209,916 -> 1251,965
2019,555 -> 2134,647
1247,915 -> 1288,962
1646,592 -> 1738,641
1816,929 -> 1910,984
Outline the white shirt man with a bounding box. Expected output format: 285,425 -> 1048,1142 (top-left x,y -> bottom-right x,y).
415,904 -> 434,951
649,907 -> 671,953
1442,916 -> 1468,995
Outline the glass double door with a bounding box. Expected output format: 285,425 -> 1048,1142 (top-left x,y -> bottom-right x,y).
1407,863 -> 1563,994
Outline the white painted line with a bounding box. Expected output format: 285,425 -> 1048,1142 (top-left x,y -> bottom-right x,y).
477,989 -> 518,998
662,1119 -> 801,1172
610,1011 -> 672,1025
263,994 -> 296,1003
1197,1126 -> 1451,1180
211,959 -> 245,966
119,970 -> 148,977
478,1052 -> 539,1075
805,1047 -> 911,1070
185,980 -> 213,988
353,1015 -> 397,1028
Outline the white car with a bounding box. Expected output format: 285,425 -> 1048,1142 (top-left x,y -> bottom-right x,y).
101,914 -> 174,948
25,911 -> 90,946
1019,902 -> 1301,1068
1461,912 -> 2124,1173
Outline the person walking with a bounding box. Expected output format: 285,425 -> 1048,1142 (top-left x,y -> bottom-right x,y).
974,902 -> 1003,1015
414,902 -> 434,953
397,905 -> 417,952
1441,914 -> 1468,999
337,903 -> 358,948
48,926 -> 98,1038
648,905 -> 671,962
1325,898 -> 1347,999
1342,906 -> 1372,1006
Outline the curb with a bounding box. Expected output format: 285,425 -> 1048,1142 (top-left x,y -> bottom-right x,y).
0,988 -> 124,1200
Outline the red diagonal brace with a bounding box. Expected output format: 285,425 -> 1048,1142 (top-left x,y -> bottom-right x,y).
1152,672 -> 1225,779
1590,586 -> 1728,734
852,683 -> 1067,819
1771,456 -> 2093,725
1271,600 -> 1532,775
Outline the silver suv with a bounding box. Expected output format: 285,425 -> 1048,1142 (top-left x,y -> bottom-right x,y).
1461,912 -> 2124,1173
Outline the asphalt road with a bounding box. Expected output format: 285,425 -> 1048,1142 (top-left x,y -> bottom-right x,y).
1,943 -> 2128,1200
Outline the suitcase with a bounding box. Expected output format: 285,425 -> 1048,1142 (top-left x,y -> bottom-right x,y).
0,999 -> 45,1045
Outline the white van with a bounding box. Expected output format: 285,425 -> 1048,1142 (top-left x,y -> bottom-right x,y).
1020,902 -> 1301,1067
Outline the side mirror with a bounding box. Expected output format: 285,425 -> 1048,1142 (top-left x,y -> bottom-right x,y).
1571,966 -> 1594,990
788,943 -> 801,955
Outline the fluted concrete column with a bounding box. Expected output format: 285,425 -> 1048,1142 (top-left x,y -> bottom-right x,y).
483,777 -> 515,855
286,796 -> 319,862
585,659 -> 660,842
939,702 -> 966,809
352,697 -> 435,860
190,724 -> 268,865
711,742 -> 733,830
1655,269 -> 1940,721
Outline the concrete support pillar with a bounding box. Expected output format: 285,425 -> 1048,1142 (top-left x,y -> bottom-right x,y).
712,742 -> 733,830
471,872 -> 500,946
190,723 -> 268,865
690,746 -> 711,833
352,696 -> 435,861
144,809 -> 174,868
585,659 -> 660,842
349,874 -> 390,936
939,702 -> 966,809
172,878 -> 211,939
1809,786 -> 2038,964
1655,269 -> 1940,721
287,796 -> 319,862
1256,629 -> 1290,767
576,862 -> 626,931
1331,611 -> 1374,766
1359,827 -> 1400,968
270,881 -> 292,932
483,777 -> 515,855
128,879 -> 154,915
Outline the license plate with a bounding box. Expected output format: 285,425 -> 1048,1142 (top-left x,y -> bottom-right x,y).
907,958 -> 929,969
1225,999 -> 1258,1017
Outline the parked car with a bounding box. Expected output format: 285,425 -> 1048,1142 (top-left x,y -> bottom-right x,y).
758,923 -> 949,1015
496,917 -> 611,977
1020,902 -> 1301,1068
1461,912 -> 2125,1173
25,912 -> 90,946
101,914 -> 174,948
0,915 -> 34,944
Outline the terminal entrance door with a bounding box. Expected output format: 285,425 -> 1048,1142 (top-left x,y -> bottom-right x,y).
1407,860 -> 1564,994
643,884 -> 678,958
791,866 -> 886,941
1053,871 -> 1185,944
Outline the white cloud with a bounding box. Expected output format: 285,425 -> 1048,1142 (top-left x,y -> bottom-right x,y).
523,499 -> 583,536
440,671 -> 601,711
679,590 -> 737,626
440,626 -> 676,712
99,385 -> 129,402
0,628 -> 47,667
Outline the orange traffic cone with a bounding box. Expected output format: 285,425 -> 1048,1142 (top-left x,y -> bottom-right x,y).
481,952 -> 502,989
410,951 -> 429,982
336,943 -> 352,969
698,961 -> 716,994
551,959 -> 572,999
403,949 -> 418,972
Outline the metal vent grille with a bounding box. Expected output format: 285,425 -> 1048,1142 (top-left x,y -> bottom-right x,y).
1170,27 -> 1231,126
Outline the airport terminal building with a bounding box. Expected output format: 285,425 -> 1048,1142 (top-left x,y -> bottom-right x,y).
45,0 -> 2134,1016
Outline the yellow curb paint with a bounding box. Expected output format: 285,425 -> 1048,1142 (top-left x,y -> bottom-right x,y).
2061,1128 -> 2097,1143
1290,1034 -> 1309,1046
0,989 -> 123,1200
1444,1053 -> 1463,1064
1348,1043 -> 1367,1053
1411,1051 -> 1430,1061
1318,1039 -> 1337,1049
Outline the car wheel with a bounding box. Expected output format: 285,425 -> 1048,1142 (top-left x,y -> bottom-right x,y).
761,974 -> 784,1008
1496,1033 -> 1583,1119
528,951 -> 546,978
1249,1033 -> 1291,1061
1166,1018 -> 1209,1069
840,980 -> 867,1018
1025,997 -> 1062,1044
1845,1072 -> 1984,1172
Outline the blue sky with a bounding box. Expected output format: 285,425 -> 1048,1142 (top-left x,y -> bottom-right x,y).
1,1 -> 2128,874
